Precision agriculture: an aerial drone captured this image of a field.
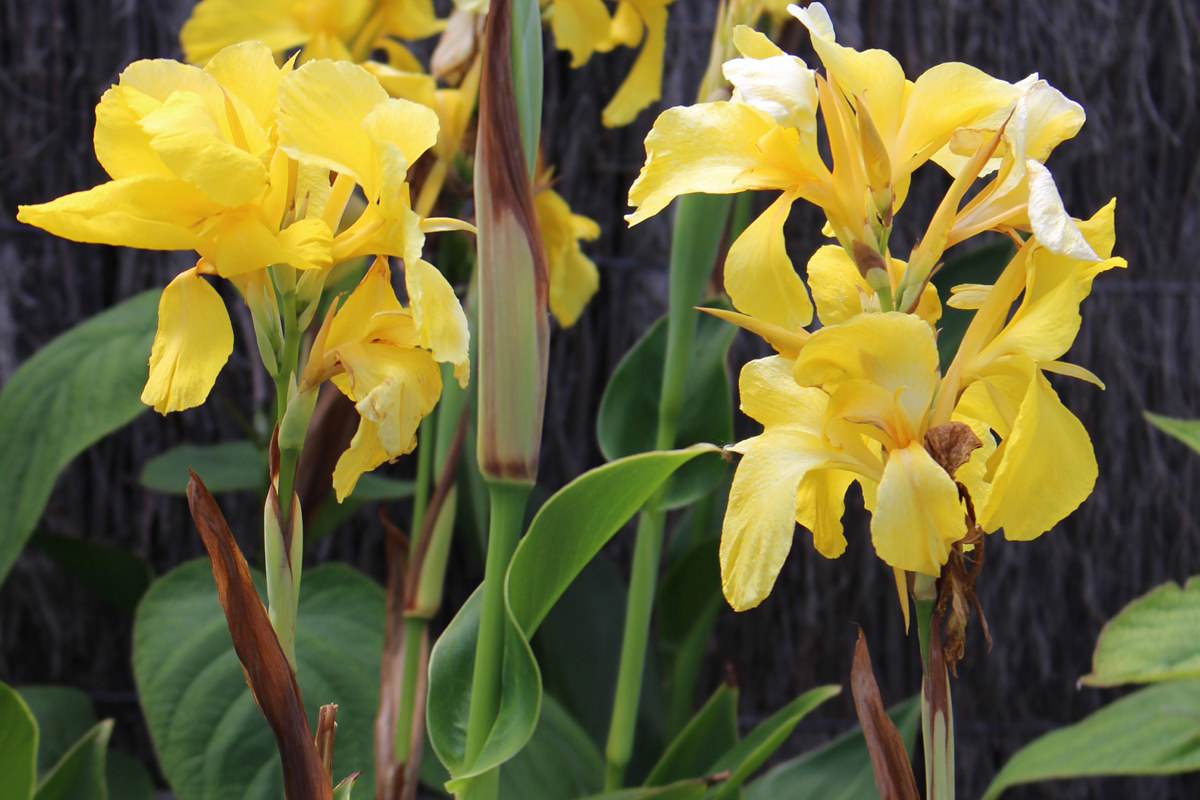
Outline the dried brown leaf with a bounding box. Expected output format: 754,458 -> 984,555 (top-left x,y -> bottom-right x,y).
850,627 -> 919,800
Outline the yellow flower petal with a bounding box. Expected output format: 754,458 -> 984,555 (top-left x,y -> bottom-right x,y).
796,467 -> 855,558
326,257 -> 406,350
871,441 -> 966,575
202,41 -> 285,132
332,416 -> 391,501
405,259 -> 471,386
139,91 -> 269,207
180,0 -> 309,64
340,342 -> 443,454
202,211 -> 331,276
277,60 -> 390,194
737,355 -> 825,432
721,428 -> 831,611
724,192 -> 813,331
548,0 -> 612,66
535,187 -> 601,328
17,177 -> 217,250
601,0 -> 671,127
979,369 -> 1097,541
141,267 -> 234,414
807,245 -> 870,325
627,102 -> 788,224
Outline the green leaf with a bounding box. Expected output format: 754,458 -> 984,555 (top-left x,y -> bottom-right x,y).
534,557 -> 627,747
14,686 -> 95,778
982,680 -> 1200,798
428,447 -> 719,785
139,440 -> 266,495
34,720 -> 112,800
508,446 -> 721,635
704,685 -> 842,800
596,309 -> 735,509
134,560 -> 383,800
0,289 -> 158,586
499,695 -> 604,799
30,533 -> 154,614
333,772 -> 358,800
645,683 -> 738,786
0,680 -> 38,800
577,779 -> 710,800
657,534 -> 722,737
304,473 -> 417,543
1081,577 -> 1200,687
744,697 -> 921,800
346,473 -> 417,501
105,751 -> 155,800
1145,412 -> 1200,456
930,239 -> 1015,372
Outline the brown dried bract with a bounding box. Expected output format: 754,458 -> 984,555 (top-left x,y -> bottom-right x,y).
924,420 -> 982,478
850,628 -> 920,800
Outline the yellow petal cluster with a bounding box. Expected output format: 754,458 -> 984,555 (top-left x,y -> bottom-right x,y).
18,42 -> 470,494
625,3 -> 1124,612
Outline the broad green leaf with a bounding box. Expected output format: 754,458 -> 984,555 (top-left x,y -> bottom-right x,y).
982,680 -> 1200,798
105,751 -> 155,800
347,473 -> 417,501
139,441 -> 266,495
657,534 -> 722,738
29,533 -> 154,613
0,680 -> 38,800
134,560 -> 383,800
0,289 -> 157,586
499,694 -> 604,799
596,309 -> 735,509
1082,577 -> 1200,687
15,686 -> 95,778
17,685 -> 154,800
704,685 -> 842,800
34,720 -> 112,800
930,239 -> 1015,372
745,697 -> 921,800
304,472 -> 417,543
578,780 -> 709,800
1145,412 -> 1200,456
426,588 -> 541,790
535,557 -> 627,747
645,684 -> 738,786
428,447 -> 719,786
508,446 -> 720,634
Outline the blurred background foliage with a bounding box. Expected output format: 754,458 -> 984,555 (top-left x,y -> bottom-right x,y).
2,0 -> 1199,797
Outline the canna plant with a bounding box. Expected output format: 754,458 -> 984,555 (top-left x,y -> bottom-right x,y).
627,1 -> 1123,795
2,1 -> 1131,799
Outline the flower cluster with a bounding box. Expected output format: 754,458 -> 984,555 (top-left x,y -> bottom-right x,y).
17,42 -> 470,497
627,3 -> 1124,612
178,0 -> 602,327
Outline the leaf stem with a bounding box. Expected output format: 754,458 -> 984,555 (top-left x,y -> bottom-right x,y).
916,592 -> 955,800
462,481 -> 531,770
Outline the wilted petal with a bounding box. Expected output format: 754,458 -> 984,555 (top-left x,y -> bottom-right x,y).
142,267 -> 234,414
1027,160 -> 1098,260
723,54 -> 817,129
871,441 -> 965,575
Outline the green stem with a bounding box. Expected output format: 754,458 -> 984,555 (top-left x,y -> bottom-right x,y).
604,192 -> 734,789
411,412 -> 438,541
463,481 -> 531,770
605,507 -> 665,789
394,615 -> 428,763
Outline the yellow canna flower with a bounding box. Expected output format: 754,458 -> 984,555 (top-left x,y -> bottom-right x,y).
18,42 -> 468,417
17,42 -> 331,413
180,0 -> 445,67
302,256 -> 469,499
722,313 -> 974,611
534,173 -> 601,327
